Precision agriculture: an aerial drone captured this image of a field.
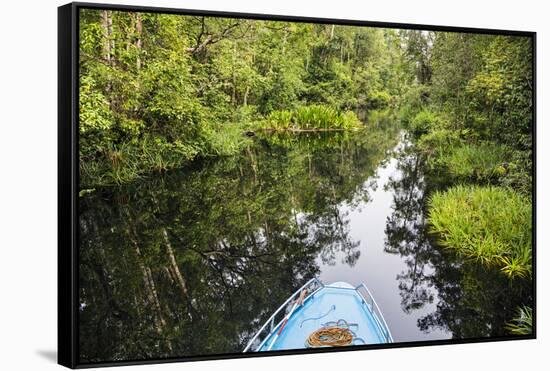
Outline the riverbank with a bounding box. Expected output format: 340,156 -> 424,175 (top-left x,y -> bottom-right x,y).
80,106 -> 390,189
396,34 -> 533,334
79,11 -> 405,189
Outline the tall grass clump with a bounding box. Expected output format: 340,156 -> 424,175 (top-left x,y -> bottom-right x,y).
80,136 -> 200,187
505,306 -> 533,335
262,105 -> 362,131
80,142 -> 141,187
442,143 -> 510,181
204,123 -> 252,157
428,185 -> 532,278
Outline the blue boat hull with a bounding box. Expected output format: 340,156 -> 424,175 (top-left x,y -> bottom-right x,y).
257,282 -> 390,351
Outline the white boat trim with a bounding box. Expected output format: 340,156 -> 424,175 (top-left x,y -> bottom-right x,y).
243,278 -> 324,352
355,283 -> 394,342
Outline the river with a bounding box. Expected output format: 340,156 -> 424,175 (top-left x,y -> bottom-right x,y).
78,127 -> 529,362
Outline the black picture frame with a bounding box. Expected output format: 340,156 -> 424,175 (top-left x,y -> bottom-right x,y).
58,2 -> 537,368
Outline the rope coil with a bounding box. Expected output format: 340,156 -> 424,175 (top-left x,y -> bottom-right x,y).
305,319 -> 365,348
306,326 -> 354,347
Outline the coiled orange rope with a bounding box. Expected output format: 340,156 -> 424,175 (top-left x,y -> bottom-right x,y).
306,326 -> 354,347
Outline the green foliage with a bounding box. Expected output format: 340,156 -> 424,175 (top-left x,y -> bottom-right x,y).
500,148 -> 532,195
505,306 -> 533,335
402,31 -> 532,195
366,91 -> 392,109
144,52 -> 202,126
441,143 -> 510,181
79,75 -> 113,134
79,10 -> 408,187
423,33 -> 532,148
262,105 -> 363,131
428,185 -> 532,278
417,128 -> 460,155
397,84 -> 431,125
466,36 -> 533,144
409,109 -> 441,136
204,123 -> 252,157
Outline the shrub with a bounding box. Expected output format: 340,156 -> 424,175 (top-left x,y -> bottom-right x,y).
204,123 -> 252,157
397,84 -> 430,125
428,185 -> 532,278
367,91 -> 392,109
409,110 -> 440,136
500,148 -> 532,195
417,128 -> 461,159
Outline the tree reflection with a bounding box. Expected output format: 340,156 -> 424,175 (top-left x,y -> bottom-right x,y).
384,138 -> 532,338
79,129 -> 398,362
384,142 -> 436,314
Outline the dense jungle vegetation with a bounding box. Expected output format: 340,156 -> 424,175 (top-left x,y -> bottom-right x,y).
399,32 -> 533,279
79,10 -> 409,187
399,30 -> 533,334
78,10 -> 534,361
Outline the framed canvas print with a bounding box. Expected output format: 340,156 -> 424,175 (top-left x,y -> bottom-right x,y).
58,2 -> 536,368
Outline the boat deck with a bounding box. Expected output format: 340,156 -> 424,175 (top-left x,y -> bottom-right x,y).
258,282 -> 387,351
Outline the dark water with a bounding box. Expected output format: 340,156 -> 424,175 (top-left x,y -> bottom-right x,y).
78,128 -> 531,363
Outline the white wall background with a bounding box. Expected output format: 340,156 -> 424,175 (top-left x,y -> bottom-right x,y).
0,0 -> 546,369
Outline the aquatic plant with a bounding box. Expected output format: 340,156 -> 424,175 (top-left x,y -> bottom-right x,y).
428,185 -> 532,278
262,105 -> 363,131
80,136 -> 200,187
204,123 -> 252,157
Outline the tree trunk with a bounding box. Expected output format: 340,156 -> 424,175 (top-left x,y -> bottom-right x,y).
101,10 -> 113,64
243,85 -> 249,107
135,12 -> 142,71
132,240 -> 166,334
163,266 -> 175,284
101,10 -> 114,109
232,42 -> 237,106
163,229 -> 189,297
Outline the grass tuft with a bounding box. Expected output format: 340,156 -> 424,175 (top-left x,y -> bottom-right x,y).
261,105 -> 363,131
443,143 -> 510,181
428,185 -> 532,278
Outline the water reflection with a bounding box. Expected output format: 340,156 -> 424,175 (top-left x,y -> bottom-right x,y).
384,138 -> 532,338
79,129 -> 398,362
79,128 -> 531,363
384,141 -> 437,315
